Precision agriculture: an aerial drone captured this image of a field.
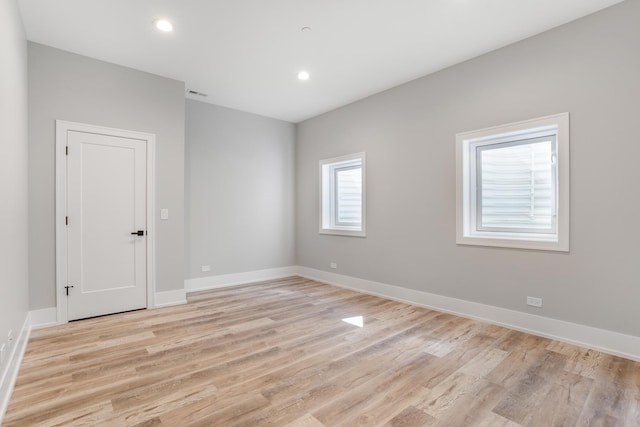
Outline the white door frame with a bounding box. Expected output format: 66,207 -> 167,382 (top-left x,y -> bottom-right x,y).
55,120 -> 156,323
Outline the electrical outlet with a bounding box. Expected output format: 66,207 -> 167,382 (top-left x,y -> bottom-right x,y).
201,265 -> 211,272
160,209 -> 169,220
527,296 -> 543,308
330,262 -> 337,269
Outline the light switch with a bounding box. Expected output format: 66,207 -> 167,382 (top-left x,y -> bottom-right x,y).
160,209 -> 169,220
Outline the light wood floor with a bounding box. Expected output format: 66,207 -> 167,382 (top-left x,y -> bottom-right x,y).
3,277 -> 639,426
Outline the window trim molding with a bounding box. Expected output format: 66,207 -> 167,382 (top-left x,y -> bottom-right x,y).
319,152 -> 366,237
456,113 -> 570,251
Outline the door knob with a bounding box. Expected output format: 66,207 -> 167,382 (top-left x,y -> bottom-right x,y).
131,230 -> 145,236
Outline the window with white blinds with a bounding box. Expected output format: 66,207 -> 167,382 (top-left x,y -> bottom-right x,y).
334,165 -> 362,226
320,153 -> 366,237
456,113 -> 570,251
477,136 -> 557,234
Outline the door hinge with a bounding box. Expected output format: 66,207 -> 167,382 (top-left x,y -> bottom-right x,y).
64,285 -> 74,296
66,216 -> 68,225
66,146 -> 69,155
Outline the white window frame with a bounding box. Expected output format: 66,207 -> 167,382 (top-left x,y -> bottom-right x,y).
456,113 -> 570,251
319,152 -> 366,237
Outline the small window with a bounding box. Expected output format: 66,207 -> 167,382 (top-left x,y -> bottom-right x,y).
456,113 -> 569,251
320,153 -> 366,237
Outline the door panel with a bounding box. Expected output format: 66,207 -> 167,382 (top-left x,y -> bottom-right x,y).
67,130 -> 147,320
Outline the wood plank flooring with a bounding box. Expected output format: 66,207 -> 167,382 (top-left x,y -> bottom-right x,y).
4,276 -> 640,426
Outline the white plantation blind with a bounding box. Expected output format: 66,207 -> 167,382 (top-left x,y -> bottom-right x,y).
335,166 -> 362,226
477,136 -> 557,233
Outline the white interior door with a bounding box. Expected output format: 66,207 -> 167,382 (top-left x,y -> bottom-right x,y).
66,130 -> 147,320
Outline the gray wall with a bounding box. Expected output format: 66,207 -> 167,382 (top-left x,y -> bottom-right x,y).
0,0 -> 29,393
28,43 -> 185,309
296,0 -> 640,337
185,100 -> 295,279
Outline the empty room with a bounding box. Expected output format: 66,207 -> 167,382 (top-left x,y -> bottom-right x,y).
1,0 -> 639,425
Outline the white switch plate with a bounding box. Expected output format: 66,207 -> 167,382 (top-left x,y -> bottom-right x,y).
527,296 -> 543,308
0,344 -> 5,365
160,209 -> 169,220
201,265 -> 211,272
330,262 -> 337,269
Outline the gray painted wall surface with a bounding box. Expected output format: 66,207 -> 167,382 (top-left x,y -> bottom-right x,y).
296,0 -> 640,336
28,43 -> 185,309
0,0 -> 29,392
185,100 -> 295,279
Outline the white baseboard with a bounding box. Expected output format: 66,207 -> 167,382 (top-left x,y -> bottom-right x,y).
185,266 -> 298,292
29,307 -> 58,330
0,315 -> 30,424
30,292 -> 188,322
296,267 -> 640,362
154,289 -> 187,308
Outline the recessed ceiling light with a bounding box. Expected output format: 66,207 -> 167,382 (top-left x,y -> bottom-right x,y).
154,19 -> 173,32
297,71 -> 310,81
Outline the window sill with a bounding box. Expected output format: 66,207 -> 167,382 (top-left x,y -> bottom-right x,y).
456,233 -> 568,252
319,228 -> 366,238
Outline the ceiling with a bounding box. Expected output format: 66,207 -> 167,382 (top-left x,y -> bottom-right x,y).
18,0 -> 624,123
